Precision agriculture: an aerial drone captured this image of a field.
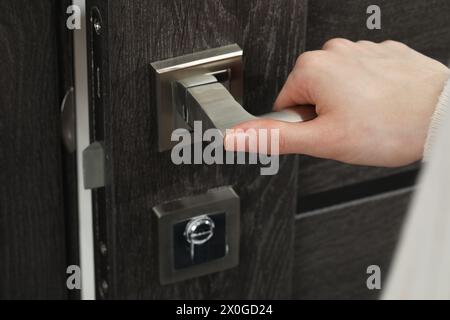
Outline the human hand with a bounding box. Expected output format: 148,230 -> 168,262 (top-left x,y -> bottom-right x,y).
224,39 -> 450,167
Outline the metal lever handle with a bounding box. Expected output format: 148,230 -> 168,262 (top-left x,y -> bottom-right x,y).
176,74 -> 317,136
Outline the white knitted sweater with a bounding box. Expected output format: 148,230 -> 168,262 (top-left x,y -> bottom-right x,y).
424,78 -> 450,160
384,78 -> 450,299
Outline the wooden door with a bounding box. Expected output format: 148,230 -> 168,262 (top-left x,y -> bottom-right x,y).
2,0 -> 449,300
85,0 -> 450,300
85,0 -> 307,299
0,0 -> 75,299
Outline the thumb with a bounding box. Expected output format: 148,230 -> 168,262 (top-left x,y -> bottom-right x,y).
224,117 -> 330,156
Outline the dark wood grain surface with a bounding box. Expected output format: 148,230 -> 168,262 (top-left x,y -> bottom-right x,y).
298,157 -> 419,197
298,0 -> 450,199
294,188 -> 413,300
0,0 -> 68,299
307,0 -> 450,64
87,0 -> 307,299
57,0 -> 79,300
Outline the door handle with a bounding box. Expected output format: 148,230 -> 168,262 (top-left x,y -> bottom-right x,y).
151,44 -> 316,151
176,73 -> 316,137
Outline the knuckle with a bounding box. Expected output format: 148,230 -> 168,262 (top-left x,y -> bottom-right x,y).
278,133 -> 288,153
323,38 -> 351,49
295,51 -> 324,70
323,125 -> 348,155
381,40 -> 397,45
357,40 -> 374,45
382,40 -> 408,49
256,119 -> 275,129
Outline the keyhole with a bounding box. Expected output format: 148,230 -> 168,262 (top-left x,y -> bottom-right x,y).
184,215 -> 215,261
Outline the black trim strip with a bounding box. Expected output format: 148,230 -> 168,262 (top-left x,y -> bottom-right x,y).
297,170 -> 420,214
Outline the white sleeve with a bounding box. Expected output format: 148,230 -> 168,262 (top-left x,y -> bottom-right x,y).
383,77 -> 450,300
424,78 -> 450,161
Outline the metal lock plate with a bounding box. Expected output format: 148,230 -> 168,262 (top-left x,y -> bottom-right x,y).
153,186 -> 240,285
150,44 -> 243,152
